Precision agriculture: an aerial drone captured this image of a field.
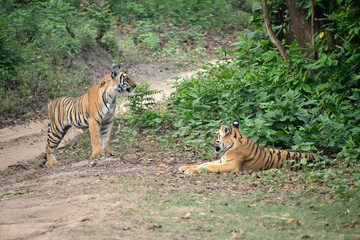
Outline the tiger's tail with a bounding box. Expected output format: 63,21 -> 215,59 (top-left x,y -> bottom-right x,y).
260,147 -> 316,171
281,150 -> 317,171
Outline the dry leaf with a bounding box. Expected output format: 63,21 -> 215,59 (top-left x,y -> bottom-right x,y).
288,218 -> 296,224
157,163 -> 167,167
147,224 -> 162,230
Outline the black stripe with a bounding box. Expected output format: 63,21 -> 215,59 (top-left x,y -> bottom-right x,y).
244,141 -> 256,159
274,150 -> 282,168
287,152 -> 296,169
102,91 -> 109,109
97,107 -> 104,121
264,150 -> 273,169
250,145 -> 263,166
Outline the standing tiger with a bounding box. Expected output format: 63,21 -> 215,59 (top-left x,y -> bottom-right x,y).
45,65 -> 136,167
179,120 -> 316,174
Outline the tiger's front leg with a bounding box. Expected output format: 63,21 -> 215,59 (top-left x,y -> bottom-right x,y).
180,161 -> 239,174
101,118 -> 115,156
89,118 -> 104,156
179,156 -> 240,174
179,160 -> 222,174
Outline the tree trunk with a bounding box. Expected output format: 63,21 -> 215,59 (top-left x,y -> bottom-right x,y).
286,0 -> 314,57
261,0 -> 289,61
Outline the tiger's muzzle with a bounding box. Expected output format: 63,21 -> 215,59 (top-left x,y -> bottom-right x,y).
213,145 -> 221,152
126,85 -> 136,93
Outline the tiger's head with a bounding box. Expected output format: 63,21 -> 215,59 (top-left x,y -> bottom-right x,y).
211,120 -> 241,153
110,65 -> 137,94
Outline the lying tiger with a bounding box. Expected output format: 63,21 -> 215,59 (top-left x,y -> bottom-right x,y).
179,120 -> 317,174
45,65 -> 136,167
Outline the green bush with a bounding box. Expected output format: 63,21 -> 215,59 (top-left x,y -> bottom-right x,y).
100,33 -> 120,56
0,0 -> 116,118
123,81 -> 166,129
111,0 -> 252,30
137,32 -> 159,50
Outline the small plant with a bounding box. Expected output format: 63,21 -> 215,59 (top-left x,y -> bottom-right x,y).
99,33 -> 120,56
119,35 -> 142,65
198,168 -> 210,173
137,32 -> 159,50
125,81 -> 161,113
123,81 -> 167,129
84,0 -> 114,42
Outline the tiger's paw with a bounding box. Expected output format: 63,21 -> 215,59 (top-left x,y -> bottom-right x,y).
45,160 -> 60,168
45,154 -> 59,168
179,166 -> 199,174
92,150 -> 105,157
104,148 -> 115,156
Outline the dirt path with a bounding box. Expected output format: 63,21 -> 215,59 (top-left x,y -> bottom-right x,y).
0,65 -> 208,171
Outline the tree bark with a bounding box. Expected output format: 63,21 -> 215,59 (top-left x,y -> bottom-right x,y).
286,0 -> 314,58
261,0 -> 289,61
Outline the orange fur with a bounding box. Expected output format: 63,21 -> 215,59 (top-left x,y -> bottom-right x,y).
180,121 -> 316,174
45,65 -> 136,167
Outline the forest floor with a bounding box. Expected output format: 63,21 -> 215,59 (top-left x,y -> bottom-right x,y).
1,46 -> 359,240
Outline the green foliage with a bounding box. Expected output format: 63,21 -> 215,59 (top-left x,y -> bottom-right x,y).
137,32 -> 160,50
169,30 -> 359,159
123,81 -> 168,129
119,35 -> 142,65
111,0 -> 251,67
0,0 -> 116,118
84,0 -> 114,41
99,33 -> 119,57
118,20 -> 209,67
110,0 -> 252,30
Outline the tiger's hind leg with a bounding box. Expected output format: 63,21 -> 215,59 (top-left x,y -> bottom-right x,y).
45,123 -> 70,167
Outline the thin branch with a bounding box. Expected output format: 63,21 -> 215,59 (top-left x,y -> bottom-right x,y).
261,0 -> 289,61
311,0 -> 315,47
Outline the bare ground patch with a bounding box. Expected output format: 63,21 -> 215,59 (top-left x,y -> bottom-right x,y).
0,149 -> 240,240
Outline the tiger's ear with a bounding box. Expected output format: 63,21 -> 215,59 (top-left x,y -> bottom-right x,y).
111,65 -> 120,79
220,124 -> 231,136
232,120 -> 239,129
